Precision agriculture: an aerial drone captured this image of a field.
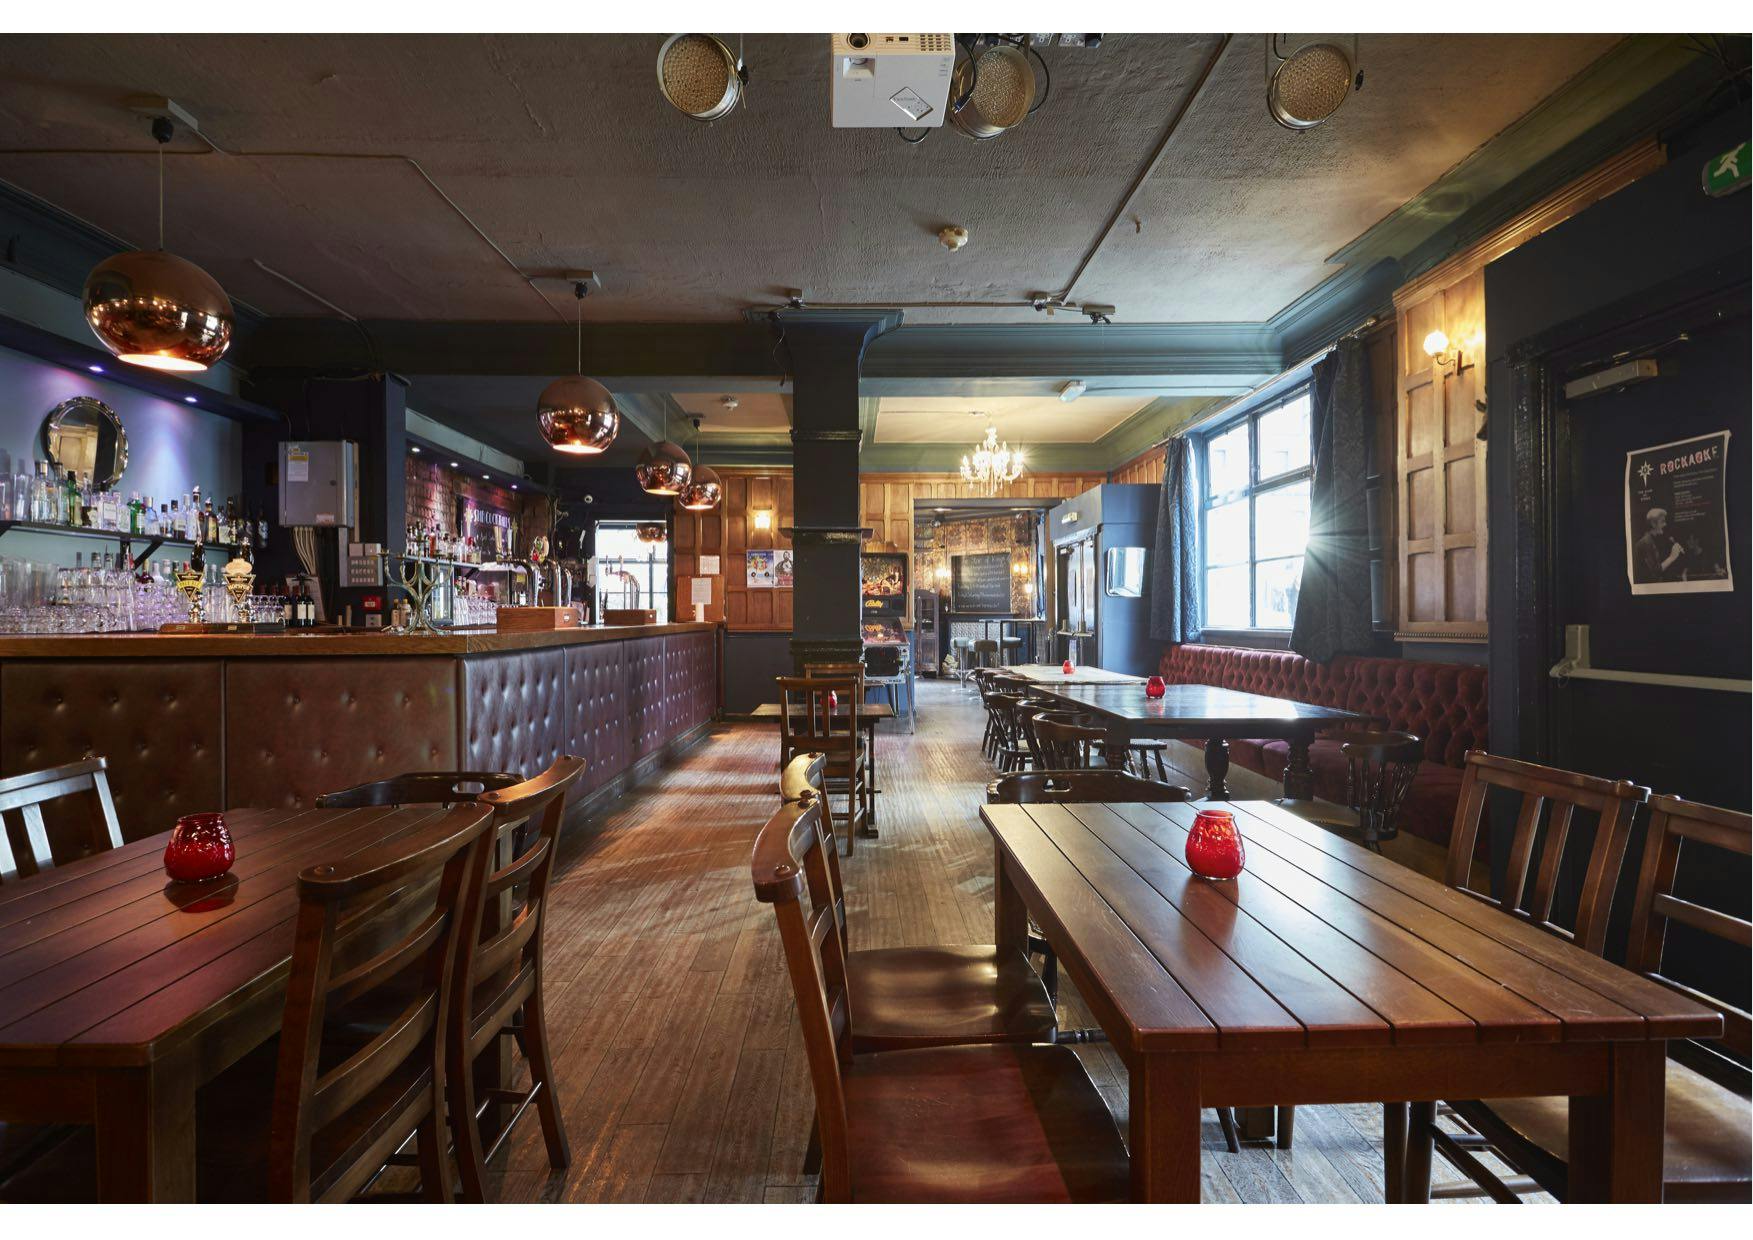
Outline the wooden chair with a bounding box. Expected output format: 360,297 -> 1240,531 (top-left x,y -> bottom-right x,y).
781,753 -> 1056,1052
988,692 -> 1036,773
777,676 -> 867,851
805,660 -> 872,770
751,795 -> 1128,1202
1445,750 -> 1650,954
1395,751 -> 1653,1202
316,771 -> 522,809
1030,713 -> 1105,769
0,758 -> 123,878
443,755 -> 587,1201
269,802 -> 497,1201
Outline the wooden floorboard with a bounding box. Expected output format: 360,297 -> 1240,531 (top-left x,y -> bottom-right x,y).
473,676 -> 1541,1203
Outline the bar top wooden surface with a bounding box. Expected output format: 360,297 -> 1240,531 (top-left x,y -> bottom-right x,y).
0,620 -> 719,660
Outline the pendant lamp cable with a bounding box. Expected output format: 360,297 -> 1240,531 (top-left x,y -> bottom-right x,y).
149,115 -> 174,250
574,282 -> 586,375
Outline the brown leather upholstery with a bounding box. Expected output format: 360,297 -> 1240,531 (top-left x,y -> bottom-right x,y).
1468,1060 -> 1752,1203
564,641 -> 628,797
224,658 -> 458,810
1,660 -> 223,846
625,637 -> 667,760
846,945 -> 1057,1052
843,1044 -> 1129,1202
458,649 -> 565,779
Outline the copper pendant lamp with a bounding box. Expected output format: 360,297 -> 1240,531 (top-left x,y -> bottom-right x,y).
635,402 -> 692,497
83,117 -> 233,373
538,282 -> 621,454
677,417 -> 722,511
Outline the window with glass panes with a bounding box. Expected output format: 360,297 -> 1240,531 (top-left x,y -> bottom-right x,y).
1198,388 -> 1313,630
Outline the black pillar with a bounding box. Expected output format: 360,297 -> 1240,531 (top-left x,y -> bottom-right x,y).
780,310 -> 897,672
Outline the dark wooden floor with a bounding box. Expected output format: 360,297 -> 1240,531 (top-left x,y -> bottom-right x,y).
473,677 -> 1540,1204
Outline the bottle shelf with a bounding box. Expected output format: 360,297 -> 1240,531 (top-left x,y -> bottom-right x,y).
0,519 -> 241,569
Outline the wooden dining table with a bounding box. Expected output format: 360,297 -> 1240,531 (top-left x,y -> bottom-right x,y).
0,804 -> 463,1201
981,797 -> 1721,1203
1026,681 -> 1369,800
1000,663 -> 1145,685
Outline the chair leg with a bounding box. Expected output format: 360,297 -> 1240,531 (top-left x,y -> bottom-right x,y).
1403,1101 -> 1436,1204
417,1112 -> 453,1203
1275,1105 -> 1295,1150
523,994 -> 571,1171
1216,1107 -> 1241,1154
802,1116 -> 823,1177
448,1047 -> 490,1203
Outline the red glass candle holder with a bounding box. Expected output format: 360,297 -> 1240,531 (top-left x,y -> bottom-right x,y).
1145,674 -> 1166,698
164,812 -> 235,883
1185,808 -> 1245,880
1061,658 -> 1075,675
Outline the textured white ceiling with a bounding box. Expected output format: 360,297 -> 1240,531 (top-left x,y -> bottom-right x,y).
0,33 -> 1617,326
874,393 -> 1153,442
671,391 -> 791,433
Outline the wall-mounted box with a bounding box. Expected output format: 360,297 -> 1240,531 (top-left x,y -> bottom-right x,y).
278,440 -> 358,528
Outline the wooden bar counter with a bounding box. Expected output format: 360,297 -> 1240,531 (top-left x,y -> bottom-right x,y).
0,622 -> 721,847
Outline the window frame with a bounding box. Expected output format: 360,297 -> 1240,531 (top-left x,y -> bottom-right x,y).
1197,384 -> 1315,632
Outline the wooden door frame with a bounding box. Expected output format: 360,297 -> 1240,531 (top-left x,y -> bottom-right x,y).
1500,256 -> 1749,766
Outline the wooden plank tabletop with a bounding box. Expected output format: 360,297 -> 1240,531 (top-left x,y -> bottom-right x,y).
1001,664 -> 1145,685
0,806 -> 446,1068
1028,682 -> 1366,726
980,799 -> 1722,1055
748,702 -> 896,721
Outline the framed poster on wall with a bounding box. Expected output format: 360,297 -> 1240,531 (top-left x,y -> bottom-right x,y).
746,550 -> 775,588
1625,430 -> 1733,595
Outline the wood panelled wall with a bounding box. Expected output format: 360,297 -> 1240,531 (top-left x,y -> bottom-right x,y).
672,468 -> 793,632
861,472 -> 1102,624
1109,445 -> 1166,486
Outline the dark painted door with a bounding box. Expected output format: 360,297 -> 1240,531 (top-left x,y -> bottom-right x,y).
1548,291 -> 1749,982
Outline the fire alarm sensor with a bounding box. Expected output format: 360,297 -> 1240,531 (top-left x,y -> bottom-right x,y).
938,225 -> 969,251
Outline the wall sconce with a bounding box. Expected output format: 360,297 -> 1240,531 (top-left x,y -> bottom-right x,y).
1423,329 -> 1459,368
751,507 -> 773,531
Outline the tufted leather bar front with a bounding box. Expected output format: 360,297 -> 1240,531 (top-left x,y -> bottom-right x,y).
1,659 -> 224,849
225,657 -> 460,810
1159,642 -> 1488,847
0,624 -> 720,842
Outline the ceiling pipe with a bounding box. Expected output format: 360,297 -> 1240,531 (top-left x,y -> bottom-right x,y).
1059,33 -> 1232,303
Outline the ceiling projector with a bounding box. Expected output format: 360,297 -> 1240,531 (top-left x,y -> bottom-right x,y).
830,33 -> 955,128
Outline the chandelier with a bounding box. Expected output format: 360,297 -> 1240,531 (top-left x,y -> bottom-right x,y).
959,424 -> 1025,494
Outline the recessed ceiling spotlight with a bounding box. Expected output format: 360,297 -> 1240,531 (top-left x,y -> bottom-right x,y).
410,445 -> 421,453
183,395 -> 197,404
450,461 -> 460,468
87,364 -> 105,373
658,34 -> 748,122
1266,35 -> 1361,131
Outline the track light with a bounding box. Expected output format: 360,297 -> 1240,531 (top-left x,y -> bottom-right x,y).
1266,35 -> 1361,131
658,34 -> 748,121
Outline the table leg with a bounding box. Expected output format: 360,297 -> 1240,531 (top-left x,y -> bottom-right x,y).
1382,1102 -> 1409,1203
1129,1054 -> 1201,1203
861,721 -> 879,838
1235,1106 -> 1275,1141
993,843 -> 1028,956
1567,1041 -> 1665,1202
1202,738 -> 1231,800
1283,733 -> 1316,801
94,1060 -> 196,1202
1102,725 -> 1133,771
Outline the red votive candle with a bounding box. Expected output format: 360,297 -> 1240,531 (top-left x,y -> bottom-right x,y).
164,812 -> 235,883
1062,659 -> 1075,675
1145,674 -> 1166,698
1185,808 -> 1245,880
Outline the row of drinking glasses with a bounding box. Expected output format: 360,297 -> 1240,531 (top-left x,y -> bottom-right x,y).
0,556 -> 192,634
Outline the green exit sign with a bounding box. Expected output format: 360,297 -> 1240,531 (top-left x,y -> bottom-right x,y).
1702,140 -> 1749,198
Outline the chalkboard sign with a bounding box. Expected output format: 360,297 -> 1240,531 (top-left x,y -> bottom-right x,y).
952,552 -> 1011,612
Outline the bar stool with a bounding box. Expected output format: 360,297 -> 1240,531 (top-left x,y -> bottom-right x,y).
1276,729 -> 1422,852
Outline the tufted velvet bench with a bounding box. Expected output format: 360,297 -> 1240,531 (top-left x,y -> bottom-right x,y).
1158,643 -> 1489,847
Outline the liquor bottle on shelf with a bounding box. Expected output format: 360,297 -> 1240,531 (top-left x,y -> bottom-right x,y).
256,508 -> 269,551
185,488 -> 202,541
145,499 -> 160,537
203,499 -> 218,545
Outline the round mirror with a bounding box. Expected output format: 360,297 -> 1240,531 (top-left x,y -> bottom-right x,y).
42,396 -> 128,488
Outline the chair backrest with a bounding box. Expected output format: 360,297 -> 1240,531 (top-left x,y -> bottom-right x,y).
0,757 -> 123,878
1031,713 -> 1105,769
776,676 -> 860,759
779,752 -> 847,945
1626,794 -> 1751,1070
988,770 -> 1194,804
0,819 -> 20,885
455,756 -> 587,1036
315,771 -> 523,810
750,796 -> 856,1201
270,802 -> 496,1201
1445,750 -> 1650,954
804,661 -> 865,705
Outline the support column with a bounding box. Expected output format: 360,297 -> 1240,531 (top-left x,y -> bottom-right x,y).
780,310 -> 899,673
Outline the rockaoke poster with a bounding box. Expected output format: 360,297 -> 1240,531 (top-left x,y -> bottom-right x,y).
1624,430 -> 1733,595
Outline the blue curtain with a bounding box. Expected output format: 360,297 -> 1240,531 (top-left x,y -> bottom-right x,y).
1149,436 -> 1201,644
1291,337 -> 1374,661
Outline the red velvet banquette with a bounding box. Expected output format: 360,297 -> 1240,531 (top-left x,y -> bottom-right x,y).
1158,643 -> 1489,847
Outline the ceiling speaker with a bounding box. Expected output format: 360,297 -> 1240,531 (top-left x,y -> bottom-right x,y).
658,34 -> 746,121
1267,37 -> 1358,131
950,42 -> 1037,139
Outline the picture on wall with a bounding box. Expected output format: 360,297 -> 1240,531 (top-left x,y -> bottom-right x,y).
775,549 -> 794,589
746,550 -> 776,589
1624,430 -> 1733,595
